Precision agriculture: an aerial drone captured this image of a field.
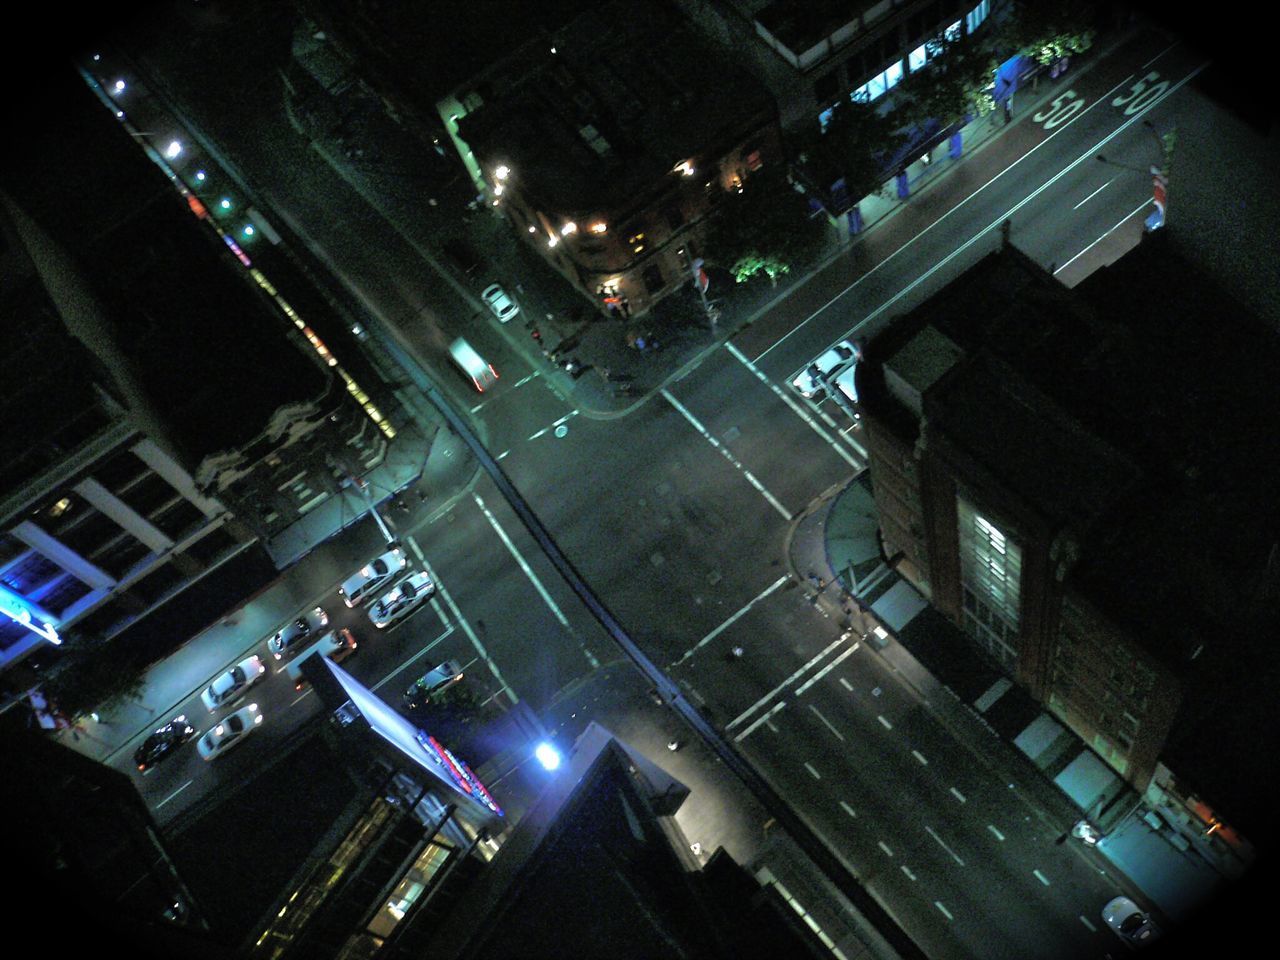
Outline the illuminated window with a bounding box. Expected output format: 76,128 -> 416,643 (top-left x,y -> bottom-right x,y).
589,221 -> 608,234
909,44 -> 928,72
957,497 -> 1022,673
629,231 -> 646,254
966,0 -> 989,34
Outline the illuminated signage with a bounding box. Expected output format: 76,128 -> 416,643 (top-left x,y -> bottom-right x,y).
0,589 -> 61,646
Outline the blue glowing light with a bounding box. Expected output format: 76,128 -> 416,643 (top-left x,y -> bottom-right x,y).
535,742 -> 561,770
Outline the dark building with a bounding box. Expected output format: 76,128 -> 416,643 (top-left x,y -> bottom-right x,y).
855,232 -> 1278,876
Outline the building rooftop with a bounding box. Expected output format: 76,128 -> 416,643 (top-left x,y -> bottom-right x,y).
456,0 -> 775,215
2,66 -> 326,469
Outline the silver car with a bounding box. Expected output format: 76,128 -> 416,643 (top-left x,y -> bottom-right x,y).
200,655 -> 265,712
791,339 -> 860,398
267,606 -> 329,660
339,547 -> 407,607
197,703 -> 263,760
369,571 -> 436,629
1102,896 -> 1160,948
481,283 -> 519,323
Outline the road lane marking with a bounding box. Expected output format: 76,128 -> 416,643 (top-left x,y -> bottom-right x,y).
950,787 -> 967,804
1055,200 -> 1150,275
727,634 -> 848,730
661,388 -> 792,520
912,749 -> 928,766
1073,178 -> 1113,209
764,717 -> 780,733
877,715 -> 893,730
673,575 -> 788,665
804,761 -> 822,780
474,493 -> 600,669
156,780 -> 192,809
901,866 -> 917,881
988,825 -> 1005,841
733,701 -> 786,742
839,677 -> 853,691
878,841 -> 894,858
840,801 -> 857,819
526,410 -> 579,443
418,555 -> 519,703
753,62 -> 1208,364
926,826 -> 965,867
1033,869 -> 1051,886
724,342 -> 863,465
795,641 -> 860,696
934,902 -> 953,921
809,704 -> 846,741
1079,915 -> 1098,932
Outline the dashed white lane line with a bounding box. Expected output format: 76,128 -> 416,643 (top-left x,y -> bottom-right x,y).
901,865 -> 917,881
724,341 -> 863,465
934,902 -> 953,921
1033,869 -> 1051,887
911,749 -> 928,766
809,704 -> 846,741
950,787 -> 967,804
727,635 -> 848,730
840,801 -> 857,819
527,409 -> 580,442
673,575 -> 788,666
878,841 -> 895,858
472,493 -> 599,669
925,826 -> 965,867
877,715 -> 893,730
1079,915 -> 1098,933
795,640 -> 860,696
804,761 -> 822,780
839,677 -> 853,691
988,825 -> 1005,842
661,388 -> 792,520
734,701 -> 787,743
1054,200 -> 1151,276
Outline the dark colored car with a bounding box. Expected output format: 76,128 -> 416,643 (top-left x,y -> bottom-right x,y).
134,715 -> 197,772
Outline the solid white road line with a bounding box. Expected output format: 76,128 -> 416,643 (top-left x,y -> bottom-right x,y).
1073,178 -> 1113,210
753,63 -> 1206,364
474,493 -> 600,669
809,704 -> 846,741
418,555 -> 519,703
733,701 -> 786,743
925,826 -> 965,867
727,634 -> 848,730
661,388 -> 792,520
156,780 -> 192,809
795,641 -> 860,696
673,575 -> 788,666
723,342 -> 862,466
1054,200 -> 1150,275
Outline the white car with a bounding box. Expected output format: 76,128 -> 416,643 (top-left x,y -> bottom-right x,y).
200,655 -> 266,712
481,283 -> 519,323
369,571 -> 437,629
267,606 -> 329,660
338,547 -> 407,607
792,339 -> 860,398
197,703 -> 263,760
1102,896 -> 1160,948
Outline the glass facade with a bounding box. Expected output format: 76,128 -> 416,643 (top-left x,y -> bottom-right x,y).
957,497 -> 1022,672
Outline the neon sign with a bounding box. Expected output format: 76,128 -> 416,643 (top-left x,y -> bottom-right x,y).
0,591 -> 61,646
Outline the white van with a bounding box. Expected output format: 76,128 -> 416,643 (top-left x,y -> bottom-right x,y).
449,337 -> 499,392
285,628 -> 357,691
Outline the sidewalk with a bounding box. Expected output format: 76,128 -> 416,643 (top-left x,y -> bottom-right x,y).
784,476 -> 1227,923
284,26 -> 1133,421
53,425 -> 478,767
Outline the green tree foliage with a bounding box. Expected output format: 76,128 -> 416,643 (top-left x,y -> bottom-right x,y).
1001,0 -> 1099,65
703,165 -> 829,286
40,638 -> 147,721
894,33 -> 999,129
797,99 -> 905,203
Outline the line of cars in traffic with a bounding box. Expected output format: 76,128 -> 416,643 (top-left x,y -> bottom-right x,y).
133,545 -> 441,772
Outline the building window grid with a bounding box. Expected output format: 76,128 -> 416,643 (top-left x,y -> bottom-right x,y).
958,501 -> 1022,629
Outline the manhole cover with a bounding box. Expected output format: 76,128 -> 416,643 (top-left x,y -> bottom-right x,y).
650,552 -> 665,567
554,424 -> 569,438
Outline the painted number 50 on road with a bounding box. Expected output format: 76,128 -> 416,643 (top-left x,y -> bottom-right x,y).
1033,91 -> 1083,129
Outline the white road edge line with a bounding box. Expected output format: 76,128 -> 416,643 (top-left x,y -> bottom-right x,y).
661,388 -> 792,520
673,575 -> 789,665
733,701 -> 786,743
723,342 -> 863,466
809,704 -> 846,741
727,635 -> 848,730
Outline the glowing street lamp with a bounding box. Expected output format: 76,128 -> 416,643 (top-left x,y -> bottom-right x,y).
535,742 -> 561,770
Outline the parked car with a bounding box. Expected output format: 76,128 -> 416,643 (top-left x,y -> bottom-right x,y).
338,547 -> 407,608
285,628 -> 358,691
402,659 -> 464,710
448,337 -> 499,393
481,283 -> 519,323
200,655 -> 265,712
267,606 -> 329,660
369,571 -> 436,629
197,703 -> 263,760
791,339 -> 860,398
1102,896 -> 1160,948
134,715 -> 196,772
